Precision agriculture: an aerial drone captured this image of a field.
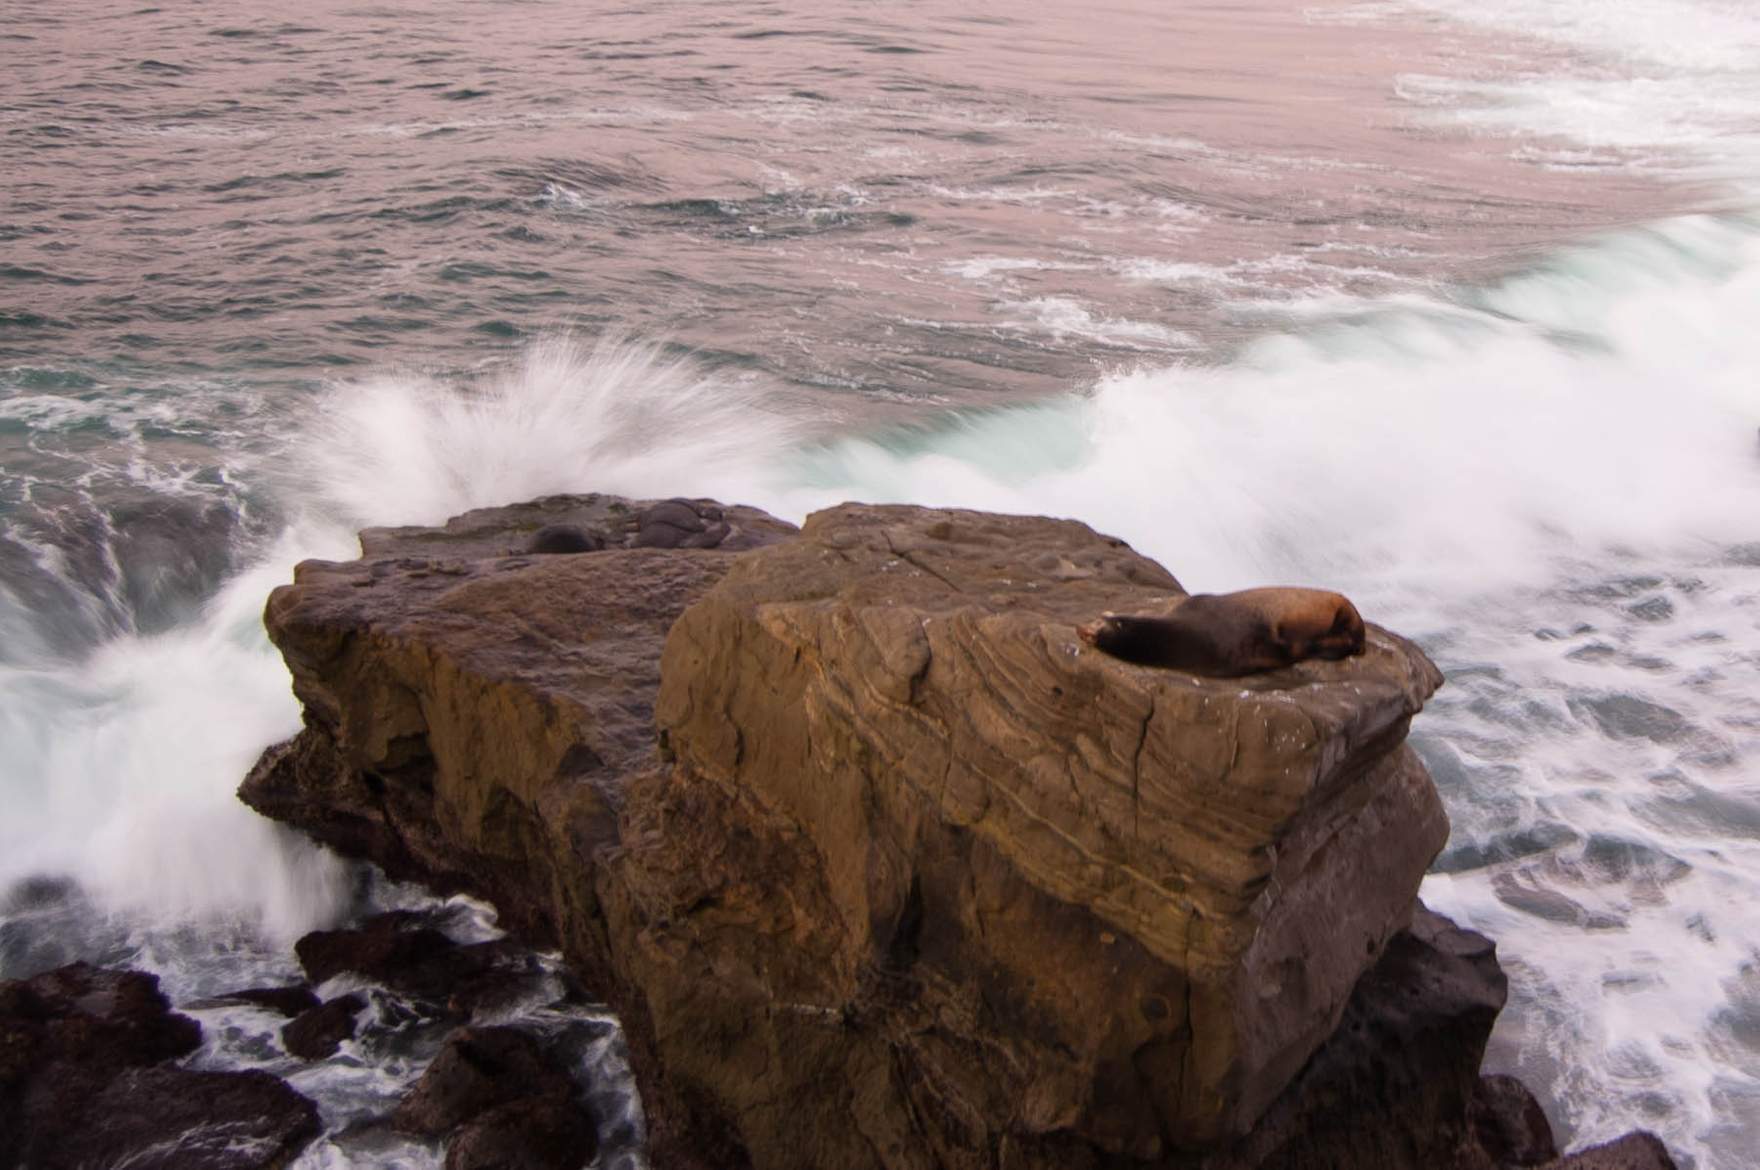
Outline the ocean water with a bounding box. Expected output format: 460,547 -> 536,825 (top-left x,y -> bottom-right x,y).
3,1 -> 1757,1166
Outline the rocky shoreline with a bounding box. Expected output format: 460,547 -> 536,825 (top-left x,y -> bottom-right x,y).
3,493 -> 1683,1170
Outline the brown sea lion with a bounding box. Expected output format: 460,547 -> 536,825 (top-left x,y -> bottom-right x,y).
528,523 -> 604,554
1077,587 -> 1366,677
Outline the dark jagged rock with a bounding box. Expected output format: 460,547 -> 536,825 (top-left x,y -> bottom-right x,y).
242,495 -> 1681,1170
0,963 -> 201,1077
446,1096 -> 600,1170
393,1025 -> 576,1136
1200,906 -> 1511,1169
194,985 -> 322,1019
294,913 -> 544,1016
391,1024 -> 599,1170
41,1066 -> 321,1170
281,992 -> 365,1060
297,912 -> 456,987
1473,1075 -> 1559,1167
1,963 -> 319,1170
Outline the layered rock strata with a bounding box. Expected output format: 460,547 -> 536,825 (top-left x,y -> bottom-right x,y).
241,494 -> 1673,1170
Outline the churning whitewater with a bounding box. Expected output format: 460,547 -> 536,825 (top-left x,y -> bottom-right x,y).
3,0 -> 1758,1165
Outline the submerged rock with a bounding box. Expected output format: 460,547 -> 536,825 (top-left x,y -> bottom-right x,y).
240,494 -> 1672,1170
1472,1074 -> 1560,1167
280,992 -> 365,1060
194,984 -> 322,1019
1540,1132 -> 1678,1170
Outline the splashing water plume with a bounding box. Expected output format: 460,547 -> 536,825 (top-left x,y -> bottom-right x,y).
0,525 -> 357,945
304,337 -> 804,530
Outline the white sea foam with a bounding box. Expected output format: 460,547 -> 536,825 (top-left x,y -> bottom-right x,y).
0,337 -> 812,955
993,297 -> 1199,351
300,335 -> 803,530
0,522 -> 356,943
945,256 -> 1095,281
1393,0 -> 1760,184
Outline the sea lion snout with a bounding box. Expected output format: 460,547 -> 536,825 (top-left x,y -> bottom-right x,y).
1283,596 -> 1367,660
1076,614 -> 1116,646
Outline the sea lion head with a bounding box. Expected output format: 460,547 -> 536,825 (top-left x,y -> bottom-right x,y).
1272,593 -> 1365,661
1076,613 -> 1179,666
529,523 -> 605,555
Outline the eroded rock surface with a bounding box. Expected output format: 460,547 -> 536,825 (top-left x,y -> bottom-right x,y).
240,495 -> 1667,1170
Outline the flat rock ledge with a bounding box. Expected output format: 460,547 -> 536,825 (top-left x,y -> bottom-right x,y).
241,494 -> 1678,1170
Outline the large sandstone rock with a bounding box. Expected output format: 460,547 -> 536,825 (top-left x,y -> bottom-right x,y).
243,493 -> 798,945
241,494 -> 1637,1170
644,503 -> 1447,1160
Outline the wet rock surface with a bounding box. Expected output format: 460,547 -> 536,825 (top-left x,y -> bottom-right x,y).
281,992 -> 365,1060
241,494 -> 1682,1170
393,1025 -> 582,1136
0,963 -> 319,1170
357,491 -> 796,562
44,1066 -> 321,1170
1471,1075 -> 1560,1167
444,1094 -> 600,1170
1540,1132 -> 1678,1170
295,911 -> 551,1017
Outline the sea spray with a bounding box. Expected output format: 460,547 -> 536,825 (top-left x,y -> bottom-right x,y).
0,522 -> 356,945
299,335 -> 807,531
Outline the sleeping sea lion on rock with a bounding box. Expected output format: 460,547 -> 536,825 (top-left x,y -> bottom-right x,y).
1077,587 -> 1366,677
528,524 -> 604,555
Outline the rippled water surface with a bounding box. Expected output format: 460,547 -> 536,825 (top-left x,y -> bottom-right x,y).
4,1 -> 1759,1167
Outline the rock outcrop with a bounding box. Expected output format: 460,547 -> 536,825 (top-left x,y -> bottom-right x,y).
240,493 -> 1676,1170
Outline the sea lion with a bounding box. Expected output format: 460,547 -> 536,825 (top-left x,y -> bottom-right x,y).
528,524 -> 604,554
1077,587 -> 1366,677
634,499 -> 732,550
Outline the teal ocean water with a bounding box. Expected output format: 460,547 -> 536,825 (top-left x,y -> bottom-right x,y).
4,1 -> 1758,1165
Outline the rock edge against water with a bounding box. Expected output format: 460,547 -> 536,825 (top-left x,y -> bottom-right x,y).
234,493 -> 1678,1170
